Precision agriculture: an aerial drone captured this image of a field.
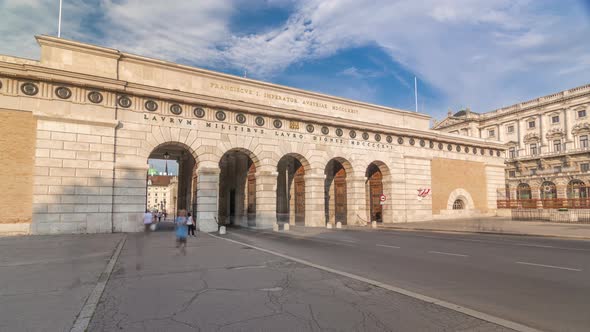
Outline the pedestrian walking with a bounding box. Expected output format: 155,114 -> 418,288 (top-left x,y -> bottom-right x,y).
143,209 -> 153,233
175,209 -> 188,255
158,211 -> 162,223
187,212 -> 196,236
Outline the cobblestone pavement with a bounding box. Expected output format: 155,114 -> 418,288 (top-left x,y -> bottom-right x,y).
88,231 -> 510,331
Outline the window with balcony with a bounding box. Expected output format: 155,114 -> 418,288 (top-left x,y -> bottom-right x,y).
507,125 -> 514,133
580,135 -> 588,149
581,163 -> 590,173
488,129 -> 495,137
553,140 -> 561,152
578,109 -> 587,118
551,115 -> 559,123
530,143 -> 538,156
528,120 -> 536,128
509,147 -> 516,159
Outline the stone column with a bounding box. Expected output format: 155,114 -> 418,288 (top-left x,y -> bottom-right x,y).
254,170 -> 278,229
112,163 -> 149,233
195,166 -> 220,232
304,171 -> 325,227
381,179 -> 394,223
564,108 -> 572,148
517,118 -> 522,150
539,114 -> 544,151
348,175 -> 368,225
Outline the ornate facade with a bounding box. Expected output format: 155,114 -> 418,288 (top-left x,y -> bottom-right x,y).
433,84 -> 590,206
0,36 -> 505,235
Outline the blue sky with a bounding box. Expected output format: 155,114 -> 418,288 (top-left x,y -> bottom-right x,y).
2,0 -> 590,121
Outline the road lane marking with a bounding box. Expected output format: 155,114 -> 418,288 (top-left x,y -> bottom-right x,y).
515,261 -> 582,272
376,244 -> 401,249
209,232 -> 540,332
339,239 -> 358,243
428,251 -> 469,257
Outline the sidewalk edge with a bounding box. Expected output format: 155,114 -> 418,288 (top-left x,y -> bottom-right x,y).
376,226 -> 590,240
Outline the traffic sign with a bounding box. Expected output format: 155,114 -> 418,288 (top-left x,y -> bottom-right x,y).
380,194 -> 386,202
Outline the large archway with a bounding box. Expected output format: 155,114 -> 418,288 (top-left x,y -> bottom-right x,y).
146,143 -> 198,224
365,162 -> 390,223
276,154 -> 309,226
324,158 -> 352,225
517,183 -> 532,200
539,181 -> 557,199
218,149 -> 257,226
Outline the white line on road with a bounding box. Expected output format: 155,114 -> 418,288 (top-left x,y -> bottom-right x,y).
209,233 -> 540,332
428,251 -> 469,257
376,244 -> 401,249
339,239 -> 358,243
515,261 -> 582,272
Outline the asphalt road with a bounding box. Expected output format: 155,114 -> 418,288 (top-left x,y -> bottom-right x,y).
224,227 -> 590,332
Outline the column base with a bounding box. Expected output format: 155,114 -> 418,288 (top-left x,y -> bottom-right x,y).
198,219 -> 219,233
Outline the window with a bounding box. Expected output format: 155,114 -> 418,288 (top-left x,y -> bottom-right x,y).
551,115 -> 559,123
578,109 -> 587,118
528,120 -> 536,128
580,135 -> 588,149
507,125 -> 514,133
582,163 -> 590,172
509,170 -> 516,178
554,166 -> 562,173
530,143 -> 538,155
155,198 -> 158,203
452,199 -> 465,210
509,147 -> 516,158
530,168 -> 537,175
488,129 -> 495,137
553,140 -> 561,152
155,193 -> 158,197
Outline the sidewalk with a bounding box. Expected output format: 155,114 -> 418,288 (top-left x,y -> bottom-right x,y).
377,217 -> 590,240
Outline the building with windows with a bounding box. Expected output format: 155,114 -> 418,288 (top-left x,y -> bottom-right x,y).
433,84 -> 590,206
146,175 -> 177,214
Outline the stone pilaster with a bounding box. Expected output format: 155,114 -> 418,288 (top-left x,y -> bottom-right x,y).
254,171 -> 278,229
349,175 -> 368,225
112,163 -> 148,233
304,172 -> 326,227
195,167 -> 220,232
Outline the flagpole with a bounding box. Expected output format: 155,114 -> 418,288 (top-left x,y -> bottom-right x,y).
414,76 -> 418,113
58,0 -> 62,37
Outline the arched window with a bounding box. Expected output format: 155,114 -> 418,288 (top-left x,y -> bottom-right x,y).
452,199 -> 465,210
540,181 -> 557,199
517,183 -> 532,200
567,180 -> 587,199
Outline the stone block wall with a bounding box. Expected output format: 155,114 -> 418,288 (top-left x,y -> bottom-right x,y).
31,118 -> 116,234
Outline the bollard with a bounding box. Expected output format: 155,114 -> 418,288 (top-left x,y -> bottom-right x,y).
273,223 -> 279,232
283,223 -> 290,231
371,221 -> 377,229
336,221 -> 342,229
326,223 -> 333,229
219,226 -> 226,235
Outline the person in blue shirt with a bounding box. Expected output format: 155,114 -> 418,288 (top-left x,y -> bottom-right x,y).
175,209 -> 188,255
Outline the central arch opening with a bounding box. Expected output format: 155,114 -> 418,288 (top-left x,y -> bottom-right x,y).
366,163 -> 383,223
146,143 -> 197,227
325,159 -> 348,225
276,155 -> 306,226
218,149 -> 257,226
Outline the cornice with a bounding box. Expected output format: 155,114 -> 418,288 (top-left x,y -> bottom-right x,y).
36,35 -> 121,60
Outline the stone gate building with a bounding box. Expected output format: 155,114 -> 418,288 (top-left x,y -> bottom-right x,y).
0,36 -> 505,234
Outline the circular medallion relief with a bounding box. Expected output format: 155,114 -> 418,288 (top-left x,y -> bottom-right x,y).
273,119 -> 283,129
215,111 -> 226,121
497,150 -> 501,157
145,100 -> 158,112
88,91 -> 103,104
236,113 -> 246,124
397,137 -> 404,144
349,130 -> 356,138
55,86 -> 72,99
429,141 -> 434,148
321,126 -> 329,135
306,124 -> 315,133
409,138 -> 415,146
480,148 -> 484,155
420,139 -> 425,147
386,135 -> 393,143
0,80 -> 3,90
255,116 -> 265,126
362,132 -> 369,140
447,144 -> 452,151
375,134 -> 381,142
465,146 -> 470,153
118,95 -> 132,108
336,128 -> 343,137
489,149 -> 494,156
438,142 -> 443,150
21,82 -> 39,96
170,104 -> 182,115
473,147 -> 477,154
194,107 -> 205,118
456,145 -> 461,152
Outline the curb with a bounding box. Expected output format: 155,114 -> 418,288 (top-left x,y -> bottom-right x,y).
70,234 -> 127,332
376,226 -> 590,241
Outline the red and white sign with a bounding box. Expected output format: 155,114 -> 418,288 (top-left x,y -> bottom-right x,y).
417,188 -> 431,200
379,194 -> 386,202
